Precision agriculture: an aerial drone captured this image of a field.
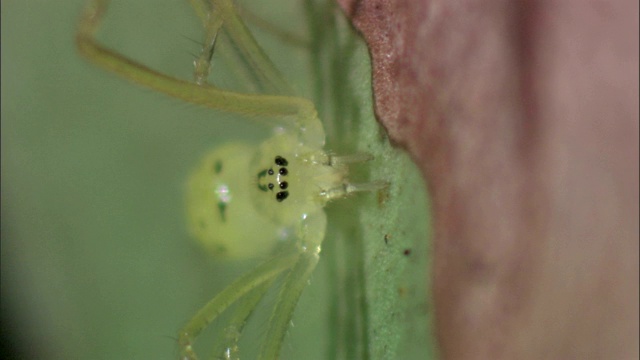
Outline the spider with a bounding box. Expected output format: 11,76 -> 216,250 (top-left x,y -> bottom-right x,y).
76,0 -> 386,359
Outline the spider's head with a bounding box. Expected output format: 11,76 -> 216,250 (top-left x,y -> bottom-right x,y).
251,134 -> 327,227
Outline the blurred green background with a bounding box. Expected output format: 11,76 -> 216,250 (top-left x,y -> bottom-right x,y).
2,1 -> 434,359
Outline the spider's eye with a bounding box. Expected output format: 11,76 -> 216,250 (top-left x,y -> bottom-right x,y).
279,181 -> 288,189
276,191 -> 289,202
268,183 -> 274,190
274,156 -> 288,166
268,168 -> 275,175
279,168 -> 288,176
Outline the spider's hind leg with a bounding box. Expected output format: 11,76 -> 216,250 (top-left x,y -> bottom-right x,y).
259,212 -> 327,359
209,279 -> 273,359
177,252 -> 298,360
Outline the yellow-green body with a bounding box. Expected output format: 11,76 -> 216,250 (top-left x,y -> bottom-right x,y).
188,135 -> 346,260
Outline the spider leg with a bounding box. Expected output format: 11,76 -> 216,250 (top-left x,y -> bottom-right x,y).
76,0 -> 325,148
190,2 -> 224,86
210,0 -> 293,96
189,0 -> 288,94
187,0 -> 294,95
177,252 -> 299,360
259,212 -> 327,360
209,279 -> 273,360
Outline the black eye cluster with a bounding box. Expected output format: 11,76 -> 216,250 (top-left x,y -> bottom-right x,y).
272,156 -> 289,202
258,156 -> 290,202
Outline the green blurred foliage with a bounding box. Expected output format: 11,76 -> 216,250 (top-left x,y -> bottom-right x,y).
1,0 -> 435,359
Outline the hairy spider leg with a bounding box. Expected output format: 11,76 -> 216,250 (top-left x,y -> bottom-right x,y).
259,212 -> 326,359
191,3 -> 224,86
189,0 -> 294,95
208,279 -> 273,359
76,0 -> 324,149
177,252 -> 299,360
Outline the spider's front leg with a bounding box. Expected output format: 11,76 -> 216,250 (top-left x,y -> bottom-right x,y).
189,0 -> 294,95
189,0 -> 224,86
76,0 -> 324,149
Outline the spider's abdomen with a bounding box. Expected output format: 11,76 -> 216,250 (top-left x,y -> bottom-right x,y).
187,143 -> 287,260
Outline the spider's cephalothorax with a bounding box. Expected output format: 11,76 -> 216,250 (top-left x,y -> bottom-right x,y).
249,133 -> 349,227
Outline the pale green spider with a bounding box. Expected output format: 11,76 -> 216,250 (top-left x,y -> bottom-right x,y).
77,0 -> 385,359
